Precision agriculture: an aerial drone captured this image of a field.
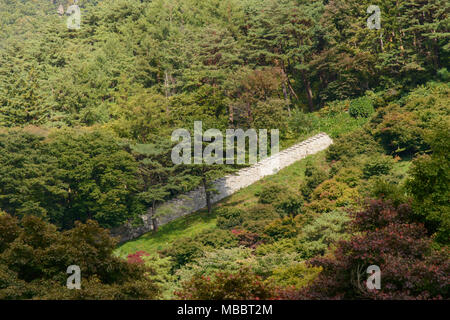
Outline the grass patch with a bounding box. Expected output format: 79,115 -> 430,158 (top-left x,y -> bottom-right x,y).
316,113 -> 369,138
115,210 -> 218,258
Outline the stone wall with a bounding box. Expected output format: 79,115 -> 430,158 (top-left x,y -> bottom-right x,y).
111,133 -> 333,243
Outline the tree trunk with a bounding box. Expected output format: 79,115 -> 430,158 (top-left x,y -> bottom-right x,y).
282,82 -> 291,117
152,218 -> 158,232
151,200 -> 158,232
301,70 -> 314,112
202,176 -> 212,214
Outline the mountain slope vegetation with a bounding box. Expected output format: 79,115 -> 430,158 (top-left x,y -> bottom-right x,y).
0,0 -> 448,299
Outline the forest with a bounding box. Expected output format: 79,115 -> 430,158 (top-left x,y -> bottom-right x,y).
0,0 -> 448,300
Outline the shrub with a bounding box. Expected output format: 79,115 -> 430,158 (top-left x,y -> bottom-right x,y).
159,238 -> 203,270
253,253 -> 302,278
298,210 -> 351,258
127,251 -> 150,264
141,253 -> 177,299
242,220 -> 273,234
305,179 -> 358,213
216,207 -> 244,230
303,223 -> 449,299
256,184 -> 289,205
276,195 -> 304,217
268,262 -> 322,289
348,96 -> 374,118
362,155 -> 395,178
263,217 -> 298,241
353,200 -> 414,232
0,214 -> 20,253
175,247 -> 255,288
372,108 -> 426,155
194,229 -> 239,249
334,167 -> 363,188
318,100 -> 349,117
175,268 -> 276,300
300,162 -> 328,201
231,230 -> 263,248
326,129 -> 383,162
255,238 -> 297,256
243,204 -> 280,222
437,68 -> 450,81
36,278 -> 160,300
289,109 -> 319,135
368,178 -> 410,206
253,98 -> 289,135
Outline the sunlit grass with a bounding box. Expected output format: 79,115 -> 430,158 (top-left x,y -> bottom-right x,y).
115,209 -> 218,258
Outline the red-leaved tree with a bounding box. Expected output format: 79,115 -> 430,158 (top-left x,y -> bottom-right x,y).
300,200 -> 449,299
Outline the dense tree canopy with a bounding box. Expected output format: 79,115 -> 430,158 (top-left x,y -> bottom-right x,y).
0,0 -> 447,130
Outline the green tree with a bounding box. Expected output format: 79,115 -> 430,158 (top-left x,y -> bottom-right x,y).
406,123 -> 450,244
0,214 -> 160,300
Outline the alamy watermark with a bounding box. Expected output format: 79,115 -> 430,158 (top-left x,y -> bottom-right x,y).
171,121 -> 280,166
58,1 -> 81,30
366,265 -> 381,290
66,265 -> 81,289
367,5 -> 381,30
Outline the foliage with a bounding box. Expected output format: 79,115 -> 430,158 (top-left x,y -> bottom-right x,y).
406,124 -> 450,245
362,155 -> 395,179
1,0 -> 448,301
231,229 -> 263,249
268,262 -> 322,289
193,229 -> 239,249
263,217 -> 298,241
252,252 -> 302,279
216,208 -> 244,230
298,210 -> 352,259
159,237 -> 204,270
175,268 -> 276,300
0,214 -> 159,300
368,177 -> 410,207
372,107 -> 426,155
0,129 -> 142,229
349,97 -> 374,118
334,167 -> 363,188
175,247 -> 254,287
300,162 -> 329,201
255,238 -> 298,256
326,129 -> 383,162
141,253 -> 177,300
276,195 -> 304,217
289,110 -> 319,135
256,184 -> 289,205
371,83 -> 450,155
127,251 -> 150,265
243,204 -> 280,223
302,201 -> 450,299
305,179 -> 359,214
